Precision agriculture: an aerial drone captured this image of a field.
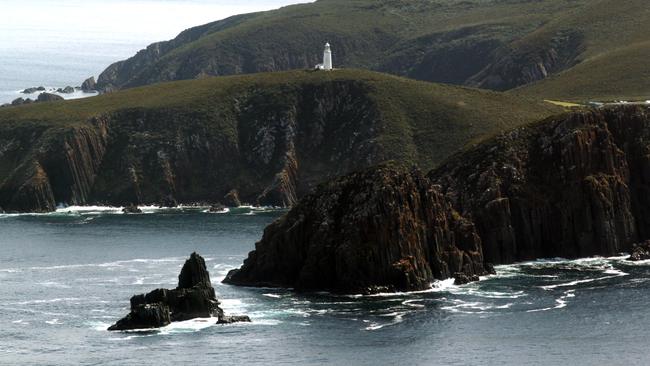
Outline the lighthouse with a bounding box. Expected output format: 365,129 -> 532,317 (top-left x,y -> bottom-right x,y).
315,43 -> 333,71
323,43 -> 333,70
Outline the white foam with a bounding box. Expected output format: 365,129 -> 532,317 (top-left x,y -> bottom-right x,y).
45,319 -> 63,325
363,311 -> 406,331
527,290 -> 575,313
262,293 -> 282,299
1,256 -> 186,273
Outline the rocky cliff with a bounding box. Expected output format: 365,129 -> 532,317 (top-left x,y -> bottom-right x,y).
224,163 -> 492,294
225,106 -> 650,293
431,106 -> 650,263
0,70 -> 557,213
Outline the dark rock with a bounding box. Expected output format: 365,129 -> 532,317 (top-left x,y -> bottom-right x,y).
225,106 -> 650,294
22,86 -> 45,94
11,98 -> 26,106
223,189 -> 241,207
56,86 -> 75,94
429,107 -> 646,264
217,315 -> 251,324
453,272 -> 480,285
484,263 -> 497,275
224,163 -> 491,294
109,253 -> 227,331
178,252 -> 212,288
81,77 -> 96,92
107,303 -> 171,331
37,93 -> 64,103
122,203 -> 142,214
209,203 -> 227,212
629,241 -> 650,261
159,195 -> 178,208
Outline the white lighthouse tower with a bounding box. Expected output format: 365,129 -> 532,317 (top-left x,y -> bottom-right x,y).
323,42 -> 333,70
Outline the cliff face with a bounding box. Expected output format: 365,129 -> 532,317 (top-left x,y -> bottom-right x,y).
224,164 -> 491,294
0,81 -> 382,211
430,106 -> 650,264
225,106 -> 650,293
0,70 -> 557,213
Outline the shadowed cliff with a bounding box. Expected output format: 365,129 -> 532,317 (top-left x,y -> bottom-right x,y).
0,69 -> 558,212
225,106 -> 650,293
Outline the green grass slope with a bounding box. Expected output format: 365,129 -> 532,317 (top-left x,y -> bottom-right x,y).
512,0 -> 650,101
96,0 -> 592,92
96,0 -> 650,102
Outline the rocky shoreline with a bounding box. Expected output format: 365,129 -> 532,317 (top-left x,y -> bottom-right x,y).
225,105 -> 650,293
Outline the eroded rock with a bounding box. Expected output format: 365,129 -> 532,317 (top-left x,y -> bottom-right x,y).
109,253 -> 229,331
224,163 -> 492,294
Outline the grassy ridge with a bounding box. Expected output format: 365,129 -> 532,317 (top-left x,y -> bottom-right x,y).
0,69 -> 561,170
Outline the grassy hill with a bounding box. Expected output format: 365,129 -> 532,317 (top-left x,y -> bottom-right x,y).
95,0 -> 587,91
95,0 -> 650,102
511,0 -> 650,101
0,69 -> 560,212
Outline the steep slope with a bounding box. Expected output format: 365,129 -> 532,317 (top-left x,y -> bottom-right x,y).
225,105 -> 650,293
96,0 -> 598,92
0,70 -> 559,212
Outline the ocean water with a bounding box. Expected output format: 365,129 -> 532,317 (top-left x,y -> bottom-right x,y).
0,0 -> 312,104
1,207 -> 649,365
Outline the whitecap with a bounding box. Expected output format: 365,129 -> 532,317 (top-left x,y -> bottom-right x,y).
45,319 -> 63,325
526,290 -> 575,313
363,311 -> 406,331
402,299 -> 425,308
262,293 -> 282,299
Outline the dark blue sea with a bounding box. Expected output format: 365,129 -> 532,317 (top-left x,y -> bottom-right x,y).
1,207 -> 648,365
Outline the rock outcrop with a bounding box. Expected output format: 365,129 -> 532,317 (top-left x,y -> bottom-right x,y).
628,241 -> 650,261
122,203 -> 142,214
37,93 -> 64,102
224,163 -> 493,294
225,106 -> 650,293
22,86 -> 45,94
81,77 -> 96,92
430,106 -> 650,264
56,86 -> 75,94
109,253 -> 246,331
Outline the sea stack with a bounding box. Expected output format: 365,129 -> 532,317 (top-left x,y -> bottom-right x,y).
109,252 -> 249,331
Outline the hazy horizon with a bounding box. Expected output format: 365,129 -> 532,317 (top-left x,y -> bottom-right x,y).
0,0 -> 313,103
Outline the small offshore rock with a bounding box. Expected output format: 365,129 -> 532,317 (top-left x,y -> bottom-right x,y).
453,272 -> 480,285
223,189 -> 241,207
37,93 -> 64,103
56,86 -> 75,94
209,203 -> 227,212
81,77 -> 96,92
22,86 -> 45,94
629,241 -> 650,261
109,252 -> 227,331
217,315 -> 251,325
11,97 -> 26,106
122,203 -> 142,214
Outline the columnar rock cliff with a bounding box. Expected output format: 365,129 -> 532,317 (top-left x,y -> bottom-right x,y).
0,70 -> 557,212
225,106 -> 650,293
431,106 -> 650,263
224,164 -> 492,294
